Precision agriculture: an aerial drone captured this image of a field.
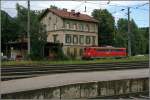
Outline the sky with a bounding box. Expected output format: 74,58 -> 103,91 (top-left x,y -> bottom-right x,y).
1,0 -> 149,28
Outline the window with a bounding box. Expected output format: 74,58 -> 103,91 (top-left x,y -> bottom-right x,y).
86,24 -> 89,31
56,17 -> 57,23
48,17 -> 51,26
78,24 -> 81,30
81,24 -> 84,31
54,24 -> 57,30
73,24 -> 77,30
66,23 -> 70,29
86,36 -> 91,44
53,35 -> 58,43
93,24 -> 95,32
49,17 -> 51,20
73,35 -> 78,44
95,24 -> 97,32
76,23 -> 79,30
79,48 -> 83,56
70,23 -> 73,29
92,36 -> 96,45
79,24 -> 84,31
65,34 -> 72,43
43,24 -> 46,28
79,35 -> 84,44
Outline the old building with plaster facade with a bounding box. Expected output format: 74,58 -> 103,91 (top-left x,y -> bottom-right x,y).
40,8 -> 99,58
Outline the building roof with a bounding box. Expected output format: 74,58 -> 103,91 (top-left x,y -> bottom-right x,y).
40,8 -> 98,23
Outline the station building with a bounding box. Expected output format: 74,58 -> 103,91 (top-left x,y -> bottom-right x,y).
40,8 -> 99,58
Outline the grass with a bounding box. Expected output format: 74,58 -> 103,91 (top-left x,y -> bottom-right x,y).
1,55 -> 149,66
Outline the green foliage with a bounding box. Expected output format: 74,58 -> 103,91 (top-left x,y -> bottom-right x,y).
114,18 -> 128,48
16,4 -> 47,60
1,10 -> 19,54
138,27 -> 149,54
55,46 -> 69,60
50,5 -> 58,9
2,55 -> 148,66
114,18 -> 149,55
92,9 -> 148,55
92,9 -> 115,46
1,4 -> 148,60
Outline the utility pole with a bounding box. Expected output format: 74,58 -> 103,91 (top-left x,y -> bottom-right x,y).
107,0 -> 111,4
84,0 -> 86,12
27,0 -> 30,55
127,7 -> 131,56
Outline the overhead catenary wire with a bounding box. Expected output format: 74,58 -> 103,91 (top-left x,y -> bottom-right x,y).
82,1 -> 149,11
2,1 -> 149,12
72,1 -> 85,10
2,1 -> 149,22
135,2 -> 149,9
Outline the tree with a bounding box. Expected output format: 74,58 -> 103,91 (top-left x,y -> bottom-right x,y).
50,5 -> 58,9
114,18 -> 128,48
92,9 -> 115,46
115,18 -> 148,55
1,10 -> 19,55
139,27 -> 149,54
16,4 -> 47,60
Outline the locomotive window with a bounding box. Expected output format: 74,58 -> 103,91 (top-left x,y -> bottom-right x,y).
122,49 -> 126,52
110,49 -> 118,52
110,49 -> 114,51
96,49 -> 109,52
113,49 -> 123,52
120,49 -> 126,52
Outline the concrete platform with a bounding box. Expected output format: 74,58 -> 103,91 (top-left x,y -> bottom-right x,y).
0,68 -> 149,94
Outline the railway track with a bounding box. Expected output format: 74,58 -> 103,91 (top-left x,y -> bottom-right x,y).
1,61 -> 149,81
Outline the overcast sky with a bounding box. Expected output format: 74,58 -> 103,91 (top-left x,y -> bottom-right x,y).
1,0 -> 149,27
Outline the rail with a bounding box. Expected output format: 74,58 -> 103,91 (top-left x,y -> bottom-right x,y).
1,61 -> 148,81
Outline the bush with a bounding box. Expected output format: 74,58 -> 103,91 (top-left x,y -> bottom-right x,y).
25,53 -> 44,61
55,47 -> 69,60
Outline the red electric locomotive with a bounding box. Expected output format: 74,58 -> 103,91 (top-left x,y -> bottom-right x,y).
82,46 -> 127,59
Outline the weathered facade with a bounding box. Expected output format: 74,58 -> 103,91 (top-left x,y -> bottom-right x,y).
40,8 -> 98,58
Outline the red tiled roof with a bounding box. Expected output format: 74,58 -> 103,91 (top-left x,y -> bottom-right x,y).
40,8 -> 98,23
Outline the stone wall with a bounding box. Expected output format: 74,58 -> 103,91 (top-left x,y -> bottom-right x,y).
2,78 -> 149,99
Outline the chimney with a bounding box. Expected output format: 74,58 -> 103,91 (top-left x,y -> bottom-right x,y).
71,10 -> 75,13
76,12 -> 80,17
63,8 -> 67,12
